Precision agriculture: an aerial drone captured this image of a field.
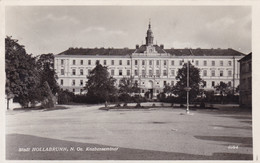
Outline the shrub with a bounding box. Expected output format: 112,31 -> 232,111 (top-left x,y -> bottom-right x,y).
135,103 -> 141,108
118,93 -> 131,103
200,102 -> 205,108
58,90 -> 74,104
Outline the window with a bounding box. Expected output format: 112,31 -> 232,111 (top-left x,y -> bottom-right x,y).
141,89 -> 144,93
80,80 -> 83,86
156,60 -> 160,65
134,70 -> 138,76
61,59 -> 64,65
111,60 -> 114,65
149,60 -> 153,65
212,61 -> 215,66
171,60 -> 174,66
212,81 -> 215,87
135,60 -> 138,65
156,90 -> 160,93
171,70 -> 175,76
142,70 -> 146,76
127,70 -> 130,76
72,69 -> 76,75
60,79 -> 63,86
149,70 -> 153,76
211,70 -> 215,77
96,60 -> 99,64
179,60 -> 182,66
72,89 -> 75,93
228,70 -> 232,77
80,60 -> 83,65
127,60 -> 130,65
156,70 -> 160,77
164,60 -> 167,66
119,60 -> 122,65
88,60 -> 91,65
220,61 -> 223,66
103,60 -> 107,65
111,69 -> 115,76
220,70 -> 223,77
195,60 -> 199,66
163,70 -> 167,76
228,61 -> 232,66
228,81 -> 232,87
80,89 -> 83,93
80,69 -> 83,75
203,61 -> 207,66
73,60 -> 76,65
72,80 -> 75,86
88,69 -> 91,75
248,78 -> 251,89
119,70 -> 123,76
203,70 -> 207,76
142,60 -> 145,65
164,81 -> 167,86
171,81 -> 174,85
61,69 -> 64,75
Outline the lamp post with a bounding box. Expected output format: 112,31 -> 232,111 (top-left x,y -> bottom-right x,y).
183,60 -> 192,114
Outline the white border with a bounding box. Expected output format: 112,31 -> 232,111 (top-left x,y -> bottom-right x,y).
1,1 -> 259,163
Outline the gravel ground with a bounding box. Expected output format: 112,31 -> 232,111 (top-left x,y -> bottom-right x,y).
6,104 -> 253,160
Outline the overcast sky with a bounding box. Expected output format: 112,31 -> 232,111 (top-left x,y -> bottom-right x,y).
5,6 -> 251,56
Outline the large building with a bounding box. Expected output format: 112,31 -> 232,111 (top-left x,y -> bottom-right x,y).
54,22 -> 245,98
239,53 -> 252,108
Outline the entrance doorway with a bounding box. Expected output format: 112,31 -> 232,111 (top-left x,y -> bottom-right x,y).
149,89 -> 153,99
147,80 -> 154,99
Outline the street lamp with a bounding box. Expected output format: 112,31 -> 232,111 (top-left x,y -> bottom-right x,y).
183,60 -> 193,114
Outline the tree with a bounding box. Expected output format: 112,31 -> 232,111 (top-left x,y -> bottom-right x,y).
84,63 -> 117,105
173,62 -> 205,102
41,81 -> 55,108
36,53 -> 60,95
163,84 -> 174,95
214,82 -> 232,104
119,77 -> 140,95
5,36 -> 40,108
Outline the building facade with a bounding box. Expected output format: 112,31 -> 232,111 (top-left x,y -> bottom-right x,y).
54,22 -> 245,98
239,53 -> 252,108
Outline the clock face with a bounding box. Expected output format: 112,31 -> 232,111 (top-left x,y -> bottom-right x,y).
147,46 -> 155,53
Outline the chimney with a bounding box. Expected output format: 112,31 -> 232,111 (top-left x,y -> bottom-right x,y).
160,44 -> 164,49
136,44 -> 139,49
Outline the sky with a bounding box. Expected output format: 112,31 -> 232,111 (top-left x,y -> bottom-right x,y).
5,6 -> 251,56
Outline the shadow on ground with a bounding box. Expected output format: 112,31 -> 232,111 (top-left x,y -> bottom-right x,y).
211,125 -> 252,130
6,134 -> 252,160
194,135 -> 253,148
13,106 -> 68,112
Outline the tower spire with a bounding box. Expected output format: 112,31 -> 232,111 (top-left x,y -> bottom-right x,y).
145,19 -> 154,46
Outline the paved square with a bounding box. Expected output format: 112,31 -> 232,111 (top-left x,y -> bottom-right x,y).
6,104 -> 252,160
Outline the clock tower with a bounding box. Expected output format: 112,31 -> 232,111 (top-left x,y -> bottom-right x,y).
145,21 -> 154,46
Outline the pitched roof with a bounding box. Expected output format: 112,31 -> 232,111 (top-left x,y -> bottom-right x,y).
165,48 -> 245,56
57,48 -> 135,56
238,52 -> 252,62
57,46 -> 245,57
134,45 -> 166,53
